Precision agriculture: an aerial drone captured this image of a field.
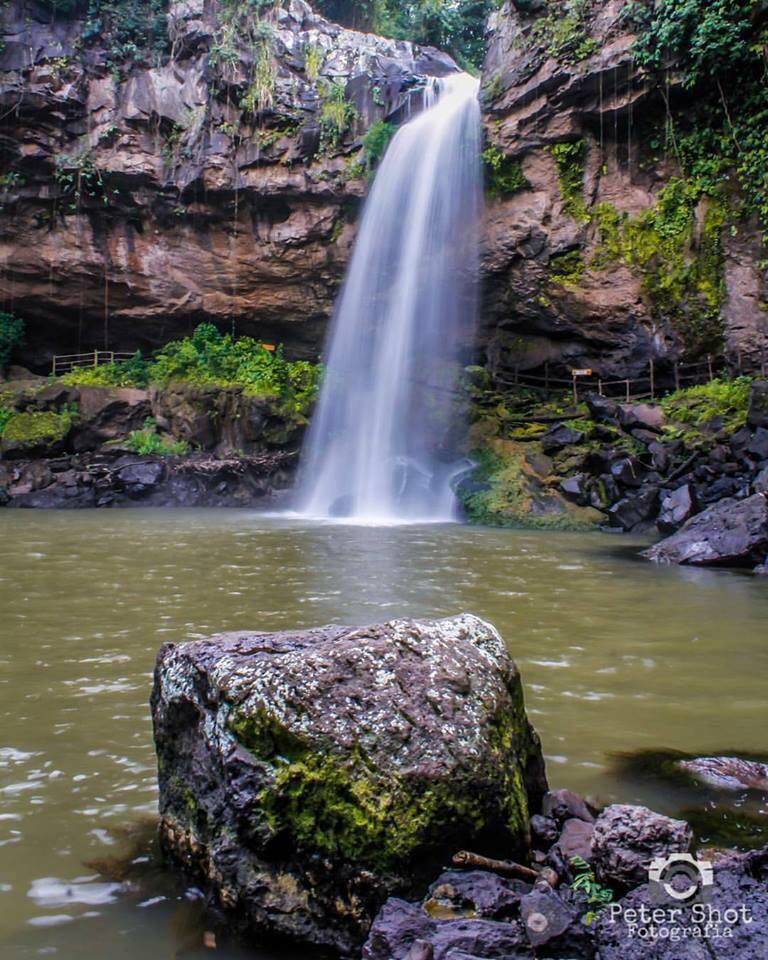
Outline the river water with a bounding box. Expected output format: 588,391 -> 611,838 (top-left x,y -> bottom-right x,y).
1,509 -> 767,958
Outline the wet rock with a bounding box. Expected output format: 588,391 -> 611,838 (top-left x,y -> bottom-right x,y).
542,788 -> 595,825
592,804 -> 693,890
644,493 -> 768,567
607,487 -> 659,531
746,427 -> 768,460
657,484 -> 694,534
113,459 -> 166,497
152,614 -> 546,953
530,814 -> 559,847
560,474 -> 588,503
747,380 -> 768,429
520,883 -> 594,957
610,457 -> 646,489
72,387 -> 151,450
424,871 -> 526,921
363,897 -> 532,960
678,757 -> 768,793
752,467 -> 768,494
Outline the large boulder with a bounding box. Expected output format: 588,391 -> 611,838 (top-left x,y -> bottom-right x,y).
151,614 -> 547,953
644,493 -> 768,568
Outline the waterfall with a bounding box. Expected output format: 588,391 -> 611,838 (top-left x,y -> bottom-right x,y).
297,73 -> 482,523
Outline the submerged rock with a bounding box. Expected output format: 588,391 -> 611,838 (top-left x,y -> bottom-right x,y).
151,614 -> 546,953
644,493 -> 768,568
678,757 -> 768,793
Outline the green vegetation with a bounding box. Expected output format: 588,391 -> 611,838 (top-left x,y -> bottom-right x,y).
569,855 -> 614,925
0,409 -> 76,448
661,377 -> 752,434
361,120 -> 395,169
314,0 -> 496,69
318,80 -> 359,153
124,417 -> 189,456
531,0 -> 598,63
549,249 -> 584,286
227,698 -> 534,870
303,43 -> 324,82
54,149 -> 108,210
59,323 -> 320,418
0,313 -> 24,372
591,181 -> 728,356
209,0 -> 278,115
626,0 -> 768,238
550,140 -> 588,224
482,145 -> 528,197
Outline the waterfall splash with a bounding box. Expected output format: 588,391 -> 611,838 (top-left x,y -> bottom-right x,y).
297,73 -> 482,523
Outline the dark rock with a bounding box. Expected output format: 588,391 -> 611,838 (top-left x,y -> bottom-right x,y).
731,427 -> 753,456
542,425 -> 585,452
644,493 -> 768,567
698,475 -> 747,504
747,380 -> 768,429
424,871 -> 526,921
542,788 -> 595,825
586,394 -> 619,424
610,457 -> 646,488
530,814 -> 559,847
33,383 -> 79,411
151,614 -> 546,953
520,883 -> 594,957
617,403 -> 664,433
560,474 -> 587,503
72,387 -> 151,450
607,487 -> 659,531
589,473 -> 621,510
746,427 -> 768,460
657,485 -> 694,534
591,804 -> 693,890
553,817 -> 595,863
113,458 -> 166,497
0,486 -> 10,506
677,757 -> 768,792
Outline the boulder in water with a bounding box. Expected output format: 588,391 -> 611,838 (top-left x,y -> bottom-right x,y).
644,493 -> 768,568
151,613 -> 546,953
678,757 -> 768,792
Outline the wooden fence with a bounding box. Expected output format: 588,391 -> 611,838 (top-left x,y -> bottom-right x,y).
498,356 -> 729,404
51,351 -> 136,377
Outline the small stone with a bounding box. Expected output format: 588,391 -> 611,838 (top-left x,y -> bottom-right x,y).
542,788 -> 594,825
554,818 -> 595,862
657,484 -> 693,534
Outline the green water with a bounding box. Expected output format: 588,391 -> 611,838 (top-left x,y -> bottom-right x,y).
1,509 -> 767,958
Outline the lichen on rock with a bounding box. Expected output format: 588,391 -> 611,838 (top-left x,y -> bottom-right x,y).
151,613 -> 547,952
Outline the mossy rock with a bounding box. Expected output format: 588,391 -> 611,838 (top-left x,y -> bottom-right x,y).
456,439 -> 604,530
1,410 -> 73,457
152,615 -> 547,953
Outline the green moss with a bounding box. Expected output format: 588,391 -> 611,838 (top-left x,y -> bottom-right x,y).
591,202 -> 624,268
226,702 -> 534,871
1,410 -> 74,447
531,0 -> 598,63
459,445 -> 601,531
661,377 -> 752,436
482,145 -> 528,198
550,140 -> 589,224
549,249 -> 585,286
362,120 -> 395,169
123,418 -> 189,456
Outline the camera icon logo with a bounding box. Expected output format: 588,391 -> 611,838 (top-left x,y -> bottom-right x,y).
648,853 -> 714,903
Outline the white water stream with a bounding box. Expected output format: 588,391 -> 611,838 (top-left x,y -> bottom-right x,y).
297,73 -> 482,522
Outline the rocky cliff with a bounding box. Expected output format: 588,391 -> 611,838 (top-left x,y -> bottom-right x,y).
479,0 -> 768,383
0,0 -> 454,369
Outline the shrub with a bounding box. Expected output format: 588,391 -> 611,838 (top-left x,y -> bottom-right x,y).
124,418 -> 189,456
362,120 -> 395,168
61,351 -> 150,387
0,313 -> 24,372
661,377 -> 752,432
482,146 -> 528,197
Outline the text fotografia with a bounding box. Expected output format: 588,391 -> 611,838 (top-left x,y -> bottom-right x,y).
607,903 -> 755,942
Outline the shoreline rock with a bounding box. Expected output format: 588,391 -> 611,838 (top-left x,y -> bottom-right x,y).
151,614 -> 546,953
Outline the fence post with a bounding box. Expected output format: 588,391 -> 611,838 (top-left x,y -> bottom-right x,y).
598,378 -> 603,396
674,362 -> 680,391
707,354 -> 714,381
572,374 -> 578,404
625,379 -> 630,402
92,350 -> 98,368
649,358 -> 655,400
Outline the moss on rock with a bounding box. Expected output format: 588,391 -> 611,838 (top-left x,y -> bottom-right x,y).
1,409 -> 74,453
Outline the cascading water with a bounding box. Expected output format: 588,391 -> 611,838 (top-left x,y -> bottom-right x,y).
297,73 -> 482,522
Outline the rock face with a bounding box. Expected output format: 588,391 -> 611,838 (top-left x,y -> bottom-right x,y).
151,613 -> 547,953
644,493 -> 768,568
479,2 -> 768,381
0,0 -> 455,368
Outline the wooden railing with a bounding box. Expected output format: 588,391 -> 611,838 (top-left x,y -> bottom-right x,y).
51,351 -> 136,377
498,357 -> 726,404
